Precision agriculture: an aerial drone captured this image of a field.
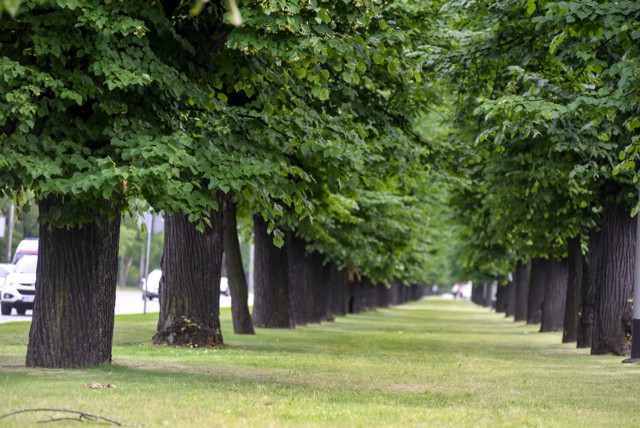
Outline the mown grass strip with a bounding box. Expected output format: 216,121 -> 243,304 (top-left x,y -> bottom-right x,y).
1,298 -> 639,427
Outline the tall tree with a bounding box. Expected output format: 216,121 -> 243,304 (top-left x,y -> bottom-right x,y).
154,195 -> 225,347
540,257 -> 568,333
527,258 -> 546,325
26,196 -> 120,368
592,201 -> 636,355
563,237 -> 583,343
252,215 -> 292,328
223,193 -> 254,335
1,0 -> 225,367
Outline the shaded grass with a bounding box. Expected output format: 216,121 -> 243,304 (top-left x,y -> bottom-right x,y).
1,298 -> 640,427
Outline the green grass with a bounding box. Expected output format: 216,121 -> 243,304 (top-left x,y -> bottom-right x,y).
1,298 -> 640,427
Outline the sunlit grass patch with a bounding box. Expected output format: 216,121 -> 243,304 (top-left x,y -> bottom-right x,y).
1,298 -> 640,427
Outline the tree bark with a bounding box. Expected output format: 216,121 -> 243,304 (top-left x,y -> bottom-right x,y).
540,257 -> 568,332
251,216 -> 292,328
377,283 -> 390,308
223,194 -> 254,335
309,251 -> 330,322
328,263 -> 348,318
390,281 -> 402,305
471,284 -> 483,305
411,284 -> 424,301
577,230 -> 600,348
154,197 -> 225,347
592,202 -> 635,356
505,279 -> 516,318
495,282 -> 509,314
563,237 -> 583,342
514,260 -> 530,321
27,195 -> 121,368
362,277 -> 376,310
527,258 -> 546,325
349,277 -> 364,314
286,232 -> 310,326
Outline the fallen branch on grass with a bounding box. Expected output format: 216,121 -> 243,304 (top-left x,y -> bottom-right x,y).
0,409 -> 128,426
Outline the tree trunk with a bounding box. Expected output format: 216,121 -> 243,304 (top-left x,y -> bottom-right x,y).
309,251 -> 330,322
286,232 -> 309,326
577,230 -> 600,348
471,284 -> 483,304
349,277 -> 364,314
362,277 -> 376,310
401,283 -> 411,303
563,237 -> 583,343
495,282 -> 509,314
527,258 -> 546,324
26,195 -> 121,368
251,216 -> 292,328
390,282 -> 401,305
377,284 -> 390,308
411,284 -> 424,301
328,263 -> 347,317
154,198 -> 225,347
514,260 -> 530,322
592,202 -> 635,355
505,279 -> 516,317
540,257 -> 568,332
223,194 -> 254,335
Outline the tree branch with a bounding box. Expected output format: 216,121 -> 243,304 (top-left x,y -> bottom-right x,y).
0,409 -> 128,426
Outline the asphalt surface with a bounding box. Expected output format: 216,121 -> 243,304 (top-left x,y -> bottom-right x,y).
0,289 -> 244,324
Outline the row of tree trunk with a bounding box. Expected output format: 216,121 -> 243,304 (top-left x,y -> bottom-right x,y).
489,202 -> 635,356
26,195 -> 426,368
252,216 -> 426,329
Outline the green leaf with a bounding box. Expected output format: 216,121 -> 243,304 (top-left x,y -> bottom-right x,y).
526,0 -> 536,15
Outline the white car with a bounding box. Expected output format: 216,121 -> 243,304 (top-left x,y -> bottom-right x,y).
0,263 -> 15,287
141,269 -> 162,300
141,269 -> 229,299
1,255 -> 37,315
220,276 -> 229,296
12,238 -> 38,264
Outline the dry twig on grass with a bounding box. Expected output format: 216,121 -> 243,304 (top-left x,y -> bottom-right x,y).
0,408 -> 128,426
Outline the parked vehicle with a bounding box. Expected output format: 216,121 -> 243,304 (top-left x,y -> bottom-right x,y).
140,269 -> 230,299
0,263 -> 14,287
141,269 -> 161,301
1,254 -> 37,315
12,238 -> 38,264
220,276 -> 229,296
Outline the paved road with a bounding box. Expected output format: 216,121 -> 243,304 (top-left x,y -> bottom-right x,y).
0,289 -> 247,324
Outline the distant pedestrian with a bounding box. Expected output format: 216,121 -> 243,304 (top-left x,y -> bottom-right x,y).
452,284 -> 461,299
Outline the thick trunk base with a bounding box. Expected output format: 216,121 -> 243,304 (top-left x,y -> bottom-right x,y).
26,195 -> 121,368
153,316 -> 223,347
252,216 -> 292,328
514,260 -> 531,322
155,199 -> 225,347
592,202 -> 635,356
540,257 -> 568,333
563,237 -> 583,343
527,258 -> 546,325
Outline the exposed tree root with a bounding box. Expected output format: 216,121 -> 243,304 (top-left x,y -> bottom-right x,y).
153,316 -> 224,348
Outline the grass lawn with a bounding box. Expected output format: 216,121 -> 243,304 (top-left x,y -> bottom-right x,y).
1,298 -> 639,427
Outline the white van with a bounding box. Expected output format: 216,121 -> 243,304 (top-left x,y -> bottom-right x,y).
12,238 -> 39,264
